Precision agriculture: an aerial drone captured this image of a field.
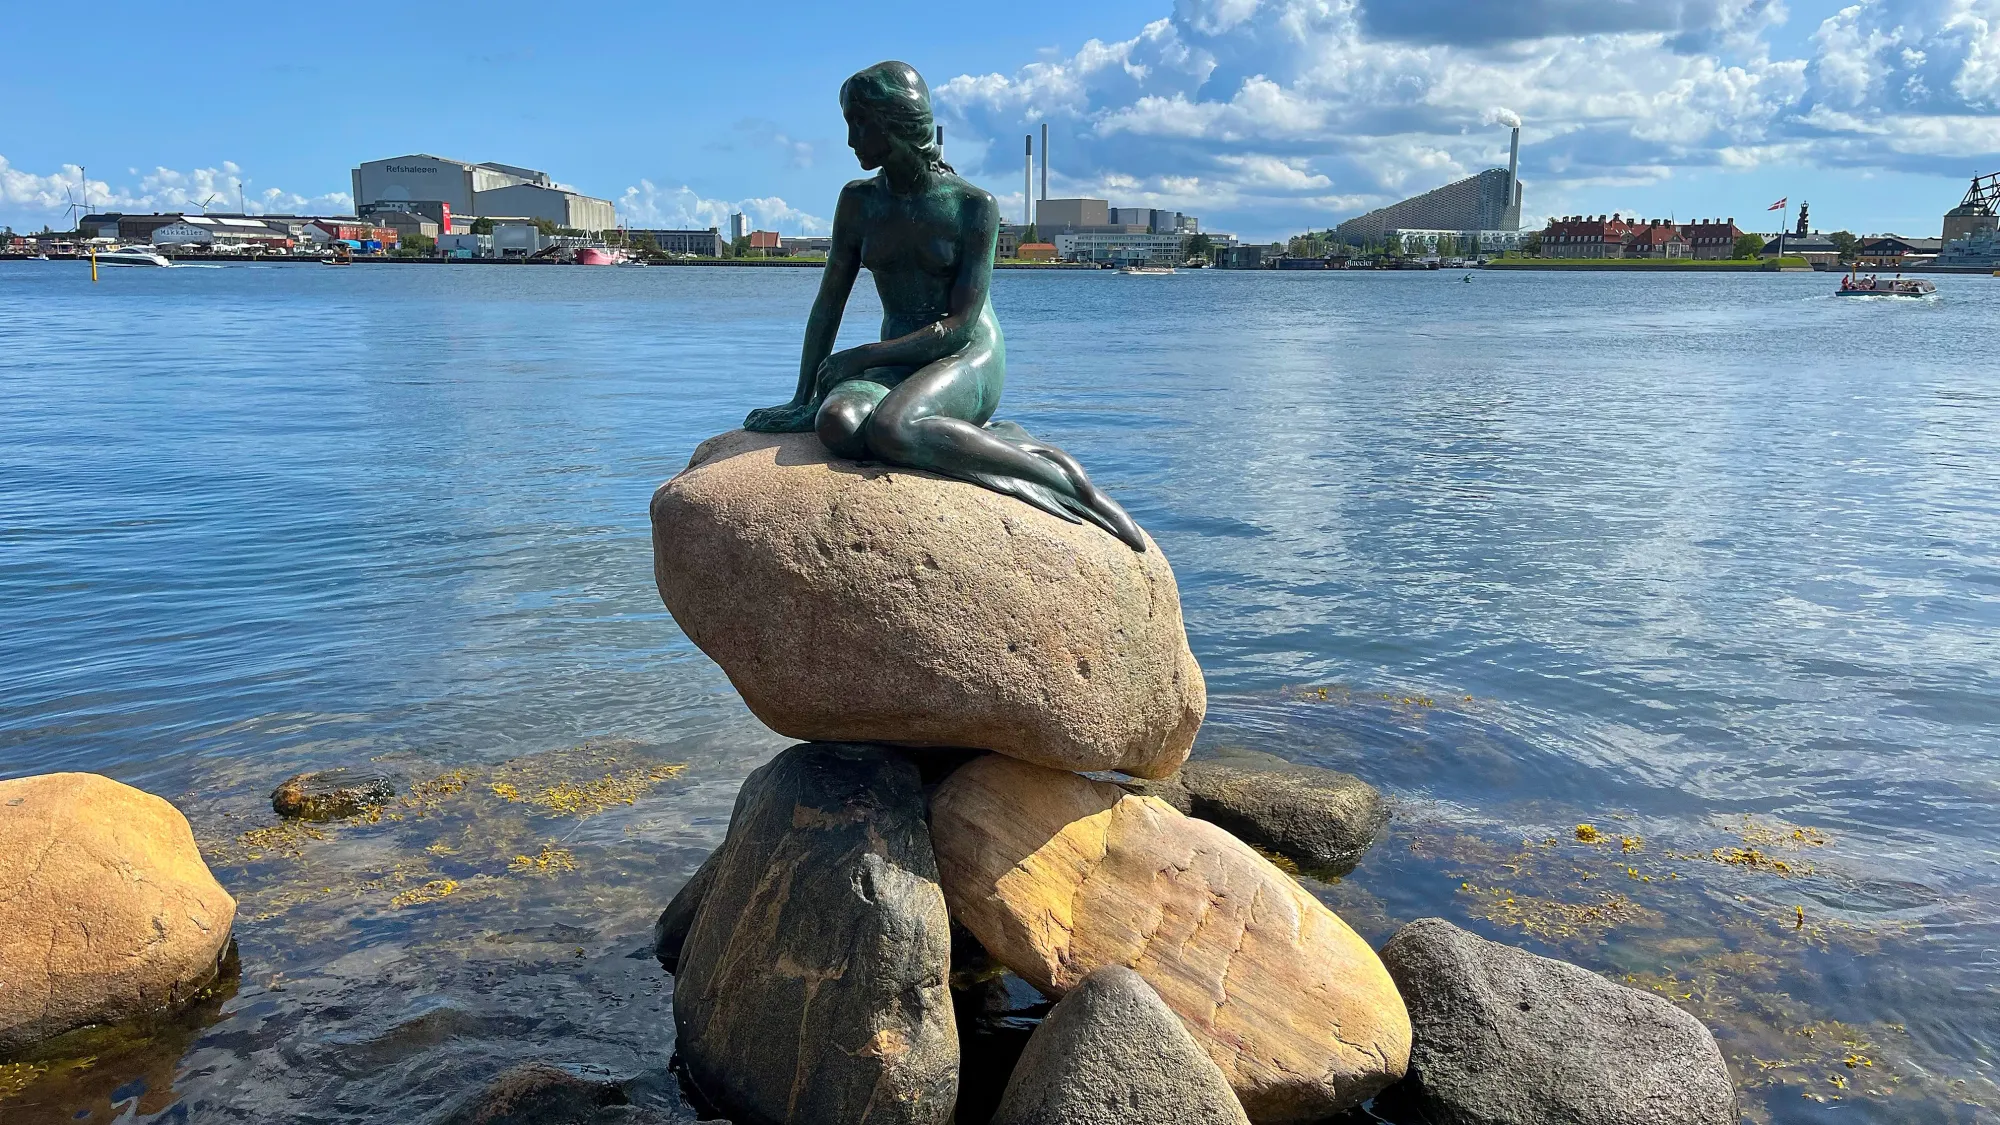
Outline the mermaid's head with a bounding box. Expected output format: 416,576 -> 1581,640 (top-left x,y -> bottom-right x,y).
841,61 -> 951,174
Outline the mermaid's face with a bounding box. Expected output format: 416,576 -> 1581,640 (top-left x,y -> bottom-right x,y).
845,103 -> 895,171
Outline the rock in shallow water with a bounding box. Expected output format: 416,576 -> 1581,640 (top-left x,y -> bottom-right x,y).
438,1063 -> 629,1125
674,742 -> 957,1125
930,755 -> 1410,1124
1377,917 -> 1738,1125
1128,749 -> 1386,874
0,772 -> 237,1051
992,965 -> 1249,1125
270,767 -> 396,821
650,429 -> 1205,779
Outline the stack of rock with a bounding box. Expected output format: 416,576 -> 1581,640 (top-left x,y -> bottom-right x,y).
648,429 -> 1737,1125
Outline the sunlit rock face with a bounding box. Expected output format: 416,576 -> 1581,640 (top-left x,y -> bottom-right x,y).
929,754 -> 1411,1124
0,772 -> 237,1051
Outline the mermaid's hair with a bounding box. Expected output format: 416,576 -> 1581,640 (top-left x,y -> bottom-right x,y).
840,61 -> 954,174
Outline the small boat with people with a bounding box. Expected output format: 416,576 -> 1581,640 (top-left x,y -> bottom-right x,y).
93,245 -> 172,267
1117,264 -> 1176,275
1836,270 -> 1935,297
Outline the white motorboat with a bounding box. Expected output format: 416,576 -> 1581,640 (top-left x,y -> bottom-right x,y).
94,246 -> 173,267
1118,264 -> 1176,275
1836,268 -> 1934,297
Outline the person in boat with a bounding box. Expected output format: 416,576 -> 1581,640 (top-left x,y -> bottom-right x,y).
741,60 -> 1145,551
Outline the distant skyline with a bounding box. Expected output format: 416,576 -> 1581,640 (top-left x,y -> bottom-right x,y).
3,0 -> 1997,242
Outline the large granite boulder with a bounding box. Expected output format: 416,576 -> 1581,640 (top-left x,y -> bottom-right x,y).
1377,918 -> 1737,1125
674,743 -> 958,1125
0,772 -> 237,1050
650,429 -> 1204,779
1127,749 -> 1386,874
930,755 -> 1410,1124
992,965 -> 1249,1125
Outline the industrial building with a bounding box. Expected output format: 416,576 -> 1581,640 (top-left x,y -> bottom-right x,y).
1025,198 -> 1207,265
1335,125 -> 1523,249
1944,173 -> 1998,242
350,155 -> 616,233
1384,228 -> 1531,256
630,228 -> 725,256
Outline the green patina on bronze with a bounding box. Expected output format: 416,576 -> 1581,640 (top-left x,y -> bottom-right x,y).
743,60 -> 1145,550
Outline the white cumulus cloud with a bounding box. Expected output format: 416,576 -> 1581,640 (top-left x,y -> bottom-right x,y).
933,0 -> 2000,236
616,180 -> 827,234
0,156 -> 350,228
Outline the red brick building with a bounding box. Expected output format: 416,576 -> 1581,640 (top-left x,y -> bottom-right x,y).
1625,219 -> 1691,258
1540,215 -> 1636,258
1679,218 -> 1743,259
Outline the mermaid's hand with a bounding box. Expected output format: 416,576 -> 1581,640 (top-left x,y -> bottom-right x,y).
815,349 -> 869,396
744,399 -> 820,433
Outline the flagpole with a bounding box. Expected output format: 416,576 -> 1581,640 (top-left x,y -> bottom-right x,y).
1778,201 -> 1786,260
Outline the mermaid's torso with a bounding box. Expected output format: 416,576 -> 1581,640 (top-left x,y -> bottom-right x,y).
851,173 -> 1002,390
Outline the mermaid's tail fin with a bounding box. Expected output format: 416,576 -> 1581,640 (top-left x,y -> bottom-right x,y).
977,420 -> 1147,551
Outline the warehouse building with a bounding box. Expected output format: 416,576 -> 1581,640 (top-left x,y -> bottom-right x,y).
350,155 -> 616,233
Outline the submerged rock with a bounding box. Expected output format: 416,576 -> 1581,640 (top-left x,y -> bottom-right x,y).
0,772 -> 237,1051
930,754 -> 1409,1124
1377,917 -> 1737,1125
438,1063 -> 628,1125
674,742 -> 957,1125
992,965 -> 1249,1125
650,429 -> 1205,779
270,767 -> 396,821
652,848 -> 720,972
1178,748 -> 1387,874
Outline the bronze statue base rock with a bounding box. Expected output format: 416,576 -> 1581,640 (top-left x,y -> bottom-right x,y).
650,429 -> 1204,780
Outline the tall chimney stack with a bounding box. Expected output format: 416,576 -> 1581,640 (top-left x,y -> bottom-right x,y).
1507,126 -> 1521,201
1024,135 -> 1033,226
1039,123 -> 1048,204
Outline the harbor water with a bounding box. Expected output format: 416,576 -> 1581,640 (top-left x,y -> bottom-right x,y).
2,261 -> 1996,1123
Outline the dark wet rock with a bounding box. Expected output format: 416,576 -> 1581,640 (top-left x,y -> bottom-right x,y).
271,768 -> 396,821
992,965 -> 1248,1125
652,849 -> 720,972
1377,918 -> 1737,1125
437,1063 -> 629,1125
1126,748 -> 1385,874
674,742 -> 957,1125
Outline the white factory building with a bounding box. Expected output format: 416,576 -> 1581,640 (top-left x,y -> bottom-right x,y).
350,155 -> 616,233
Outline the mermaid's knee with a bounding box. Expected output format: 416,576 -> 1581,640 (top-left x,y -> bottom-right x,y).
817,396 -> 872,460
863,407 -> 924,465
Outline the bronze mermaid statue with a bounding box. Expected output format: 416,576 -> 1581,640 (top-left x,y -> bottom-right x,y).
743,60 -> 1145,552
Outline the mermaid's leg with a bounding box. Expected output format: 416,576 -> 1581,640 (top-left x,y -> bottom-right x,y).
815,379 -> 891,460
861,350 -> 1145,551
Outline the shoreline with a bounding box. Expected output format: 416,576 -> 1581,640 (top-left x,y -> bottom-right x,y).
0,252 -> 1100,269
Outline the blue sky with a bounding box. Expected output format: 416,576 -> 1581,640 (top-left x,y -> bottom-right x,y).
4,0 -> 1997,241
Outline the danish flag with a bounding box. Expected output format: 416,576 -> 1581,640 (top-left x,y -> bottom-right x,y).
1768,197 -> 1788,211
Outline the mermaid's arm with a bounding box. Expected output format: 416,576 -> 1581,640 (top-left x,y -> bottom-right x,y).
822,188 -> 996,382
747,186 -> 864,431
794,188 -> 865,402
